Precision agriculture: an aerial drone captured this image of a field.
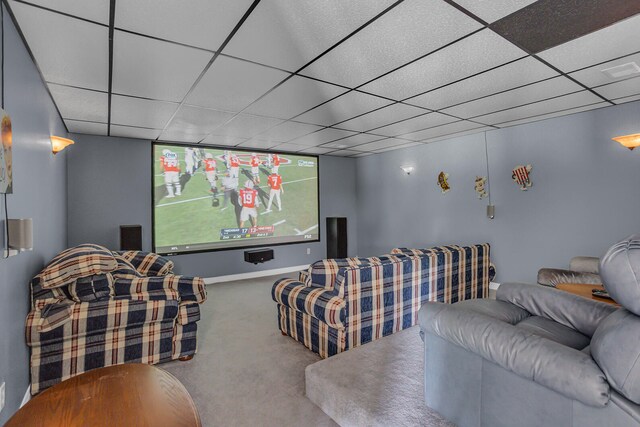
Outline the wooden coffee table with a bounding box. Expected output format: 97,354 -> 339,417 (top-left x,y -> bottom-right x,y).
556,283 -> 619,306
6,364 -> 201,427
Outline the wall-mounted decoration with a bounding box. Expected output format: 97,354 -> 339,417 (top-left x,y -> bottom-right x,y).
474,176 -> 488,199
437,171 -> 450,193
512,164 -> 532,191
0,109 -> 12,194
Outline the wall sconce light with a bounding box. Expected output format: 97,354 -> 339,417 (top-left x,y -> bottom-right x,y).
400,165 -> 414,175
50,136 -> 74,154
612,133 -> 640,150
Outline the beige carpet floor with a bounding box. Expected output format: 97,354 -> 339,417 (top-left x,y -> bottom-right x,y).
162,274 -> 338,427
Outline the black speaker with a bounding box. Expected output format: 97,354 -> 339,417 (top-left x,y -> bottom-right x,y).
244,248 -> 274,264
120,225 -> 142,251
326,217 -> 347,259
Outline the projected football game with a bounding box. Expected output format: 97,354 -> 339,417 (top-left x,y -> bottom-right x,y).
152,143 -> 320,255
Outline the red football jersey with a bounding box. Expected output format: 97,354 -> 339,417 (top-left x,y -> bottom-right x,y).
268,174 -> 282,190
230,155 -> 240,167
161,156 -> 180,172
251,156 -> 260,167
204,159 -> 216,172
239,189 -> 257,208
273,154 -> 280,166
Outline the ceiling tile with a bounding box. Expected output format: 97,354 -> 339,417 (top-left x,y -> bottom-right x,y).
407,57 -> 559,110
158,130 -> 208,143
569,52 -> 640,87
495,102 -> 609,128
236,139 -> 280,150
322,133 -> 384,149
294,91 -> 391,126
224,0 -> 396,71
202,134 -> 249,146
423,126 -> 495,144
165,105 -> 236,134
209,114 -> 284,139
373,141 -> 422,153
48,84 -> 108,122
452,0 -> 538,23
111,95 -> 178,129
475,91 -> 604,125
537,14 -> 640,73
442,76 -> 584,119
373,113 -> 458,137
185,56 -> 289,112
401,120 -> 487,142
18,0 -> 110,24
361,29 -> 527,100
351,137 -> 413,152
65,120 -> 108,135
256,121 -> 323,142
9,1 -> 109,90
112,30 -> 213,101
613,94 -> 640,104
244,76 -> 348,120
116,0 -> 254,51
352,152 -> 374,157
290,128 -> 357,146
110,125 -> 162,140
593,76 -> 640,100
299,146 -> 335,155
328,149 -> 363,157
272,143 -> 310,152
301,0 -> 482,87
335,102 -> 428,132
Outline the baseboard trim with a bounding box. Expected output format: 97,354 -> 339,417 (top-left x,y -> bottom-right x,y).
490,281 -> 501,290
204,264 -> 310,284
20,385 -> 30,408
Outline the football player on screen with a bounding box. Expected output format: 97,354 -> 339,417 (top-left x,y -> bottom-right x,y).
204,153 -> 218,193
160,149 -> 181,198
228,151 -> 240,179
184,146 -> 197,176
238,180 -> 259,228
250,152 -> 261,184
265,172 -> 284,212
271,153 -> 281,174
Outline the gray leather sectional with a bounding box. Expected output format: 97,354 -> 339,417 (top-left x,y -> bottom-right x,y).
419,234 -> 640,427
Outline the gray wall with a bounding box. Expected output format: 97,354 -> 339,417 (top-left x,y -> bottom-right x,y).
67,134 -> 358,277
357,100 -> 640,283
0,8 -> 68,424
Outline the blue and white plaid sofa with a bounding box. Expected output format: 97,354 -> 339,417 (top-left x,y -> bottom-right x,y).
25,244 -> 207,394
272,244 -> 493,358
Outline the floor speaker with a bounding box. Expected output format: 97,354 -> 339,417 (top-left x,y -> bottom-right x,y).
326,217 -> 347,259
120,225 -> 142,251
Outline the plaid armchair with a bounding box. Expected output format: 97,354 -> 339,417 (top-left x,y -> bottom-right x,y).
25,244 -> 206,394
272,244 -> 493,358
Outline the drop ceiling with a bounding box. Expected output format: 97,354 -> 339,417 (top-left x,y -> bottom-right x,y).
6,0 -> 640,157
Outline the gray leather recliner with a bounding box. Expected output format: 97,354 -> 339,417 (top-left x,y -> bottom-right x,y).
419,234 -> 640,427
537,255 -> 601,287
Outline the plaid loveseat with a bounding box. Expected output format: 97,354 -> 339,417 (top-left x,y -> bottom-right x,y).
272,244 -> 493,358
26,244 -> 207,394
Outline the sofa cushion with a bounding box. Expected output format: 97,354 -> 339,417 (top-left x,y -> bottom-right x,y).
307,258 -> 370,288
112,256 -> 144,279
38,244 -> 118,289
116,250 -> 174,276
68,274 -> 114,303
516,316 -> 590,350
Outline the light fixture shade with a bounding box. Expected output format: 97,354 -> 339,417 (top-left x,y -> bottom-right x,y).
612,133 -> 640,150
400,165 -> 414,175
50,136 -> 74,154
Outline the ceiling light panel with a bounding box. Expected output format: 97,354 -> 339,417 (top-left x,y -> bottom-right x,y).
301,0 -> 482,88
65,120 -> 108,135
335,102 -> 427,132
352,138 -> 413,152
407,56 -> 558,110
289,128 -> 357,146
452,0 -> 538,23
185,56 -> 289,112
401,120 -> 487,142
256,121 -> 323,142
244,76 -> 348,120
361,29 -> 527,100
569,52 -> 640,87
209,114 -> 284,139
373,112 -> 458,137
165,105 -> 237,134
9,1 -> 109,90
537,14 -> 640,73
495,102 -> 609,128
474,91 -> 603,125
17,0 -> 110,24
111,95 -> 178,129
158,130 -> 208,143
224,0 -> 396,72
322,133 -> 384,149
110,125 -> 162,140
593,76 -> 640,100
115,0 -> 254,51
294,91 -> 391,126
299,146 -> 335,155
442,76 -> 584,119
112,30 -> 213,102
48,84 -> 108,123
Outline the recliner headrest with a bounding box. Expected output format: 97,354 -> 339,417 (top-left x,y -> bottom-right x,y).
600,234 -> 640,315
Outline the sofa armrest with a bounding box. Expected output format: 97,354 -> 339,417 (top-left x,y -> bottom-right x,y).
537,268 -> 601,287
272,279 -> 345,329
419,302 -> 610,407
